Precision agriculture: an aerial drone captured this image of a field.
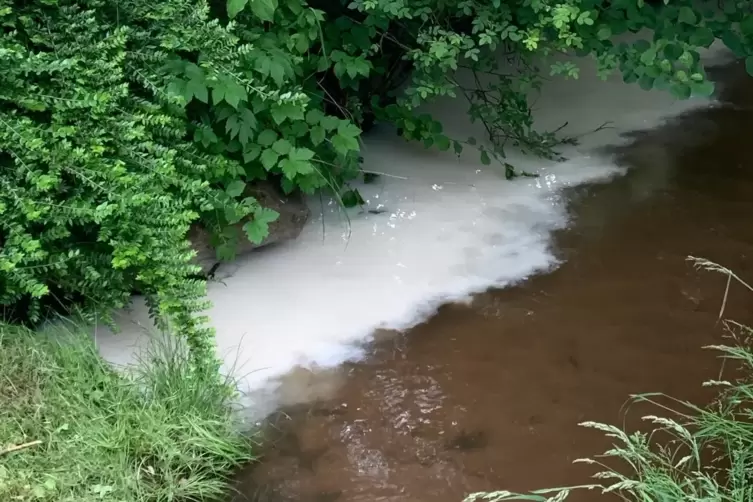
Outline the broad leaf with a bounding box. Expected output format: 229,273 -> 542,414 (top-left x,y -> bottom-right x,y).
243,208 -> 280,244
272,138 -> 292,155
480,150 -> 491,165
260,149 -> 280,170
341,189 -> 365,208
280,148 -> 315,178
257,129 -> 278,146
678,7 -> 697,24
270,102 -> 305,125
185,78 -> 208,103
249,0 -> 278,21
289,147 -> 315,162
225,180 -> 246,198
243,145 -> 262,163
227,0 -> 249,19
310,125 -> 326,146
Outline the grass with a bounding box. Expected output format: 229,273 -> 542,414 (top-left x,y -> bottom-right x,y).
0,323 -> 253,502
464,257 -> 753,502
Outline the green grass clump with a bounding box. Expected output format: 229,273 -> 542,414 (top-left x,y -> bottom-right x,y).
464,258 -> 753,502
0,324 -> 253,502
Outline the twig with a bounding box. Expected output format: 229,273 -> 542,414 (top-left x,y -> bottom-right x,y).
1,440 -> 42,455
361,170 -> 408,180
570,121 -> 615,139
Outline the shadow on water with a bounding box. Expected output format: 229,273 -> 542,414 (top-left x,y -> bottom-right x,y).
227,60 -> 753,502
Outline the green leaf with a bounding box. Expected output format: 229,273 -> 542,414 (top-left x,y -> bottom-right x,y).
746,56 -> 753,78
217,241 -> 238,262
663,43 -> 684,61
721,31 -> 745,57
227,0 -> 249,18
435,135 -> 450,151
249,0 -> 278,21
305,108 -> 325,125
243,208 -> 280,244
270,102 -> 305,125
678,6 -> 697,25
167,78 -> 187,100
690,27 -> 715,47
186,78 -> 208,103
692,80 -> 715,97
453,140 -> 463,155
226,180 -> 246,197
225,115 -> 241,139
261,149 -> 280,170
310,125 -> 326,145
320,115 -> 340,131
669,82 -> 692,99
341,189 -> 365,208
238,109 -> 257,145
279,147 -> 315,178
257,129 -> 277,146
289,147 -> 315,162
337,121 -> 361,139
223,79 -> 247,108
638,74 -> 655,91
639,47 -> 657,66
346,57 -> 371,78
597,26 -> 612,40
268,60 -> 286,86
332,134 -> 359,154
623,70 -> 639,84
576,11 -> 593,26
316,56 -> 330,72
331,121 -> 361,154
289,121 -> 309,138
742,16 -> 753,37
293,34 -> 310,54
480,150 -> 491,165
272,138 -> 292,155
281,159 -> 313,178
185,63 -> 204,82
243,145 -> 261,163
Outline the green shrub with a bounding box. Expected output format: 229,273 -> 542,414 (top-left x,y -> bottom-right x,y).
0,323 -> 252,502
2,0 -> 752,362
464,258 -> 753,502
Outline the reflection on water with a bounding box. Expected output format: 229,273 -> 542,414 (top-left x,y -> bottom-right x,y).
230,59 -> 753,502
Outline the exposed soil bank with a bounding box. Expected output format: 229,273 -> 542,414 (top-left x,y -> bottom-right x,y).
227,60 -> 753,502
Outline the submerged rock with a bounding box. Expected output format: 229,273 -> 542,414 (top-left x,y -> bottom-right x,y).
189,181 -> 310,275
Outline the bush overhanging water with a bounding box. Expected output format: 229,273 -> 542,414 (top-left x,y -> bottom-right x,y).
3,0 -> 753,363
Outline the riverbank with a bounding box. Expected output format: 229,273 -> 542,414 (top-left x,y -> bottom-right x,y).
0,324 -> 251,502
92,41 -> 724,423
228,58 -> 753,501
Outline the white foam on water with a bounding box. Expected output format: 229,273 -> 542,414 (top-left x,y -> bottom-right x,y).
92,42 -> 727,420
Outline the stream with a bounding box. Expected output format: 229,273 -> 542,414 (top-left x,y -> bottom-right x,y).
94,43 -> 753,502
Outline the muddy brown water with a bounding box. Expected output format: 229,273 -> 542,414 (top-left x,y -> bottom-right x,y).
229,61 -> 753,502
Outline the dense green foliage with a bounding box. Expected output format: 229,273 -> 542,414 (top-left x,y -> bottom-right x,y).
0,324 -> 251,501
464,259 -> 753,502
2,0 -> 753,362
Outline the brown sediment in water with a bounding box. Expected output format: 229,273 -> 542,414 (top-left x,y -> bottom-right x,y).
229,60 -> 753,502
